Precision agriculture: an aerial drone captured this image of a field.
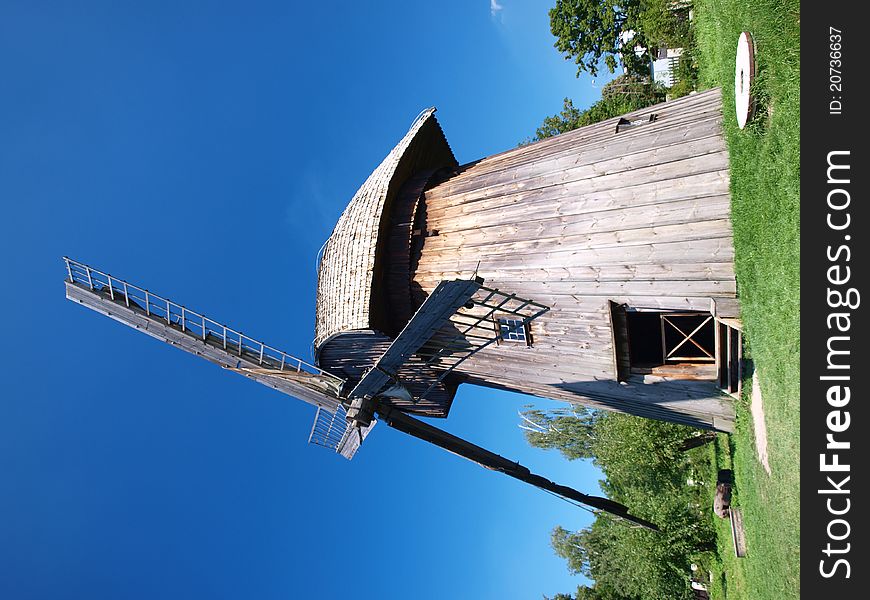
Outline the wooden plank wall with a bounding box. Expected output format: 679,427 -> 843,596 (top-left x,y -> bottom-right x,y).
410,88 -> 737,431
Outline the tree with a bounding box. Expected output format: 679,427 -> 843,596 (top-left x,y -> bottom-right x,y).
536,410 -> 717,599
552,517 -> 700,600
520,406 -> 599,459
532,98 -> 585,141
549,0 -> 649,76
551,526 -> 590,575
600,73 -> 660,101
635,0 -> 692,48
547,585 -> 639,599
574,584 -> 639,600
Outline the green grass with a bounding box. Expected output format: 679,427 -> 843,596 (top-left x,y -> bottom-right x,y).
692,1 -> 800,598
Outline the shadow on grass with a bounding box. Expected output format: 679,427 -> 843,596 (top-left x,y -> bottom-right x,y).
745,68 -> 773,135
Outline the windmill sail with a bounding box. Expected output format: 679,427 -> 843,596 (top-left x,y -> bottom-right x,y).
308,404 -> 376,459
62,257 -> 371,459
350,278 -> 484,399
351,278 -> 550,403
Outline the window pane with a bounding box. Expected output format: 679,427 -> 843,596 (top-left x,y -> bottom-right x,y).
498,318 -> 526,342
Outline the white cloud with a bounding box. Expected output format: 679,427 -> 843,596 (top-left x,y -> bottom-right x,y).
490,0 -> 504,16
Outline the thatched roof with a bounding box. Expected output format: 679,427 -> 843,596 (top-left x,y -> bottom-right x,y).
314,108 -> 456,349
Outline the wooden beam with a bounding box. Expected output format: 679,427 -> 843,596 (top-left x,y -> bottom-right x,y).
378,404 -> 659,531
349,278 -> 482,399
65,281 -> 343,411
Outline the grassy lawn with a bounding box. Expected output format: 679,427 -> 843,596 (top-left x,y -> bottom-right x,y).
692,0 -> 800,598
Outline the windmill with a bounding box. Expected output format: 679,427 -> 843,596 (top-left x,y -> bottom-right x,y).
64,88 -> 741,532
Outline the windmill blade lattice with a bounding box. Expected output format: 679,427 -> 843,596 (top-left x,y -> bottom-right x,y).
62,257 -> 368,458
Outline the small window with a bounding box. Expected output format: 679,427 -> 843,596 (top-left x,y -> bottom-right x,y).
616,113 -> 657,133
498,318 -> 528,343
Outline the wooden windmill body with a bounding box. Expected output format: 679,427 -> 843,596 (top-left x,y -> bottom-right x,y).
63,89 -> 738,529
316,87 -> 739,433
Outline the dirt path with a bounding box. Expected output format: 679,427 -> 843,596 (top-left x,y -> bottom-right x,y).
750,371 -> 771,475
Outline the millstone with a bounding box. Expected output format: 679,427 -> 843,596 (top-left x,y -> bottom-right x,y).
735,31 -> 756,129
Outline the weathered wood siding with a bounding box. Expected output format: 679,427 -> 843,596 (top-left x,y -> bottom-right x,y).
408,89 -> 737,430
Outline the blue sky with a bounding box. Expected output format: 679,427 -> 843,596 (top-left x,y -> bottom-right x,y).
1,2 -> 617,598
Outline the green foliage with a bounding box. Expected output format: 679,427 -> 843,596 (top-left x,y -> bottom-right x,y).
530,410 -> 716,600
636,0 -> 692,48
531,97 -> 585,141
549,0 -> 701,97
573,584 -> 638,600
599,74 -> 659,101
549,0 -> 649,77
521,406 -> 599,460
574,94 -> 647,127
591,413 -> 694,493
667,38 -> 699,99
566,512 -> 707,599
546,584 -> 642,599
550,526 -> 588,575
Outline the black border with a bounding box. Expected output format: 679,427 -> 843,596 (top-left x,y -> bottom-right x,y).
802,3 -> 868,594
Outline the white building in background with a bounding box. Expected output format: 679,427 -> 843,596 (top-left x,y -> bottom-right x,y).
652,47 -> 685,87
619,31 -> 685,89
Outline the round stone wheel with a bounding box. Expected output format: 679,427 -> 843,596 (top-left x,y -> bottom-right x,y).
735,32 -> 756,129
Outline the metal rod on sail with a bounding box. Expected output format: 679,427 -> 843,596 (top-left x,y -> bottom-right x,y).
376,405 -> 660,531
